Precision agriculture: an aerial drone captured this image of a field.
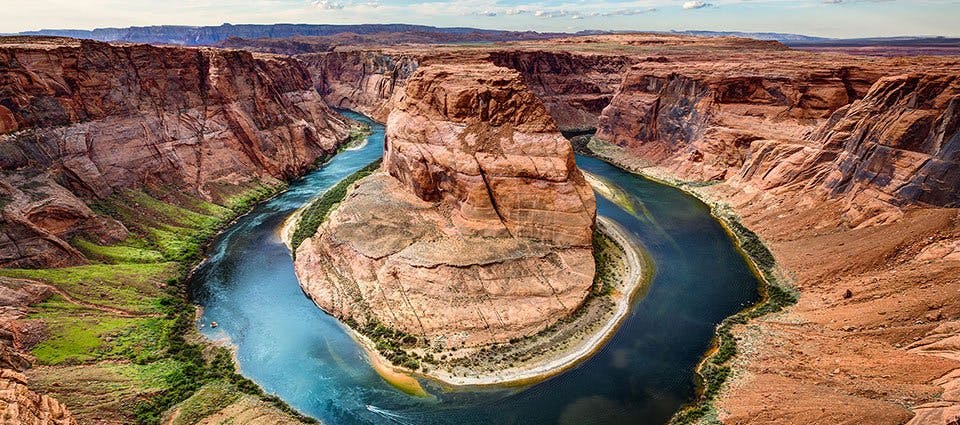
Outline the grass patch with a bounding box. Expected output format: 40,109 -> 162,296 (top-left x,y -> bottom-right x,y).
592,230 -> 620,296
12,147 -> 361,424
289,159 -> 381,251
27,297 -> 171,365
164,382 -> 242,425
90,186 -> 281,264
27,360 -> 187,423
73,238 -> 165,264
0,263 -> 175,313
13,180 -> 303,424
345,318 -> 423,371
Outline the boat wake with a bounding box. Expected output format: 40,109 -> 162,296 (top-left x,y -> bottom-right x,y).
365,405 -> 414,425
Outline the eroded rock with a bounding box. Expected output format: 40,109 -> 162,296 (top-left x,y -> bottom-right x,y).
294,63 -> 596,348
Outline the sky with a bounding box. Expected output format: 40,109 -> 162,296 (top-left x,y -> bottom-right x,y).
2,0 -> 958,38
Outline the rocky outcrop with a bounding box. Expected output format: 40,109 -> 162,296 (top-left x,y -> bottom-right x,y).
383,64 -> 596,244
590,43 -> 960,226
816,74 -> 960,207
0,276 -> 74,425
560,35 -> 960,425
0,37 -> 352,268
731,73 -> 960,225
293,63 -> 596,348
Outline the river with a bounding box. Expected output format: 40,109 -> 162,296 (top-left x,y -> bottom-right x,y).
189,110 -> 761,425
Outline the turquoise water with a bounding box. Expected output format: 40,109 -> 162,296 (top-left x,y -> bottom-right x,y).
190,110 -> 761,425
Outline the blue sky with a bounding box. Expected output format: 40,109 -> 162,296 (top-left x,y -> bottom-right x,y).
4,0 -> 959,38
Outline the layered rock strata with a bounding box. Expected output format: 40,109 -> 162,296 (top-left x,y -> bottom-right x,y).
0,37 -> 351,268
293,63 -> 596,348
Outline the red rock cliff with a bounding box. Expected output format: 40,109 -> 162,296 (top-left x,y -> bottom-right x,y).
0,37 -> 351,268
383,64 -> 596,245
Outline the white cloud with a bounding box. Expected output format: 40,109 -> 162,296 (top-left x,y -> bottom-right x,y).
682,1 -> 713,9
602,8 -> 658,16
535,9 -> 573,18
312,0 -> 344,10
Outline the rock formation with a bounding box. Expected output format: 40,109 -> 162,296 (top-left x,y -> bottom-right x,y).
293,63 -> 596,348
0,37 -> 351,268
0,369 -> 76,425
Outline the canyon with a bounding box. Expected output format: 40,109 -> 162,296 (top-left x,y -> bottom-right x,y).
0,30 -> 958,424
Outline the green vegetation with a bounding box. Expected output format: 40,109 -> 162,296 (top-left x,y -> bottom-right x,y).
347,124 -> 373,148
0,262 -> 174,313
26,360 -> 184,422
591,230 -> 619,296
311,124 -> 371,168
346,317 -> 422,371
91,185 -> 285,264
165,382 -> 242,425
3,178 -> 318,424
289,159 -> 382,251
26,297 -> 168,365
73,237 -> 165,264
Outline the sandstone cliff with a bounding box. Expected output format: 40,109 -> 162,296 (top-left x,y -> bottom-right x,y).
488,51 -> 632,132
0,37 -> 351,268
302,50 -> 421,121
293,63 -> 596,349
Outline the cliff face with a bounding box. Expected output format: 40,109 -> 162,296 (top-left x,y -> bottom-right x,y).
592,52 -> 960,227
489,51 -> 632,132
595,65 -> 880,181
303,50 -> 421,121
545,35 -> 960,424
731,73 -> 960,224
294,63 -> 596,348
816,74 -> 959,207
0,276 -> 73,424
0,37 -> 351,268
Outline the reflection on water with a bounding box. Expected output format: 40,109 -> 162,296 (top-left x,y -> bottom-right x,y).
190,110 -> 760,425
